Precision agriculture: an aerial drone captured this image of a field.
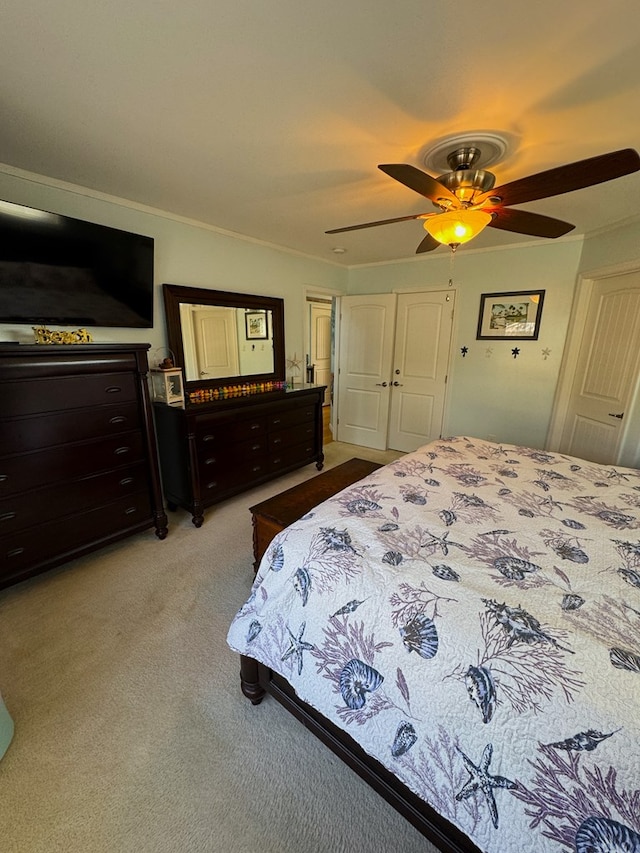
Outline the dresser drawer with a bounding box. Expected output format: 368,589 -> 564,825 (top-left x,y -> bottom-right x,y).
0,432 -> 145,496
3,372 -> 138,417
200,454 -> 269,499
4,402 -> 142,453
1,491 -> 153,581
267,404 -> 315,431
198,434 -> 267,473
0,463 -> 150,536
270,439 -> 316,472
196,415 -> 266,448
269,421 -> 315,451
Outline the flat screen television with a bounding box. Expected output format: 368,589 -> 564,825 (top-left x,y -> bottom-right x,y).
0,199 -> 154,328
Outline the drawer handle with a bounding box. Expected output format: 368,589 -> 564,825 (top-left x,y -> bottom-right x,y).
252,465 -> 262,473
206,481 -> 218,490
204,457 -> 216,465
124,506 -> 137,515
272,438 -> 282,445
250,423 -> 261,430
7,547 -> 25,558
251,444 -> 261,451
115,446 -> 131,455
0,512 -> 16,522
272,418 -> 281,425
119,477 -> 134,486
202,434 -> 215,442
105,386 -> 123,394
109,415 -> 127,424
0,475 -> 7,482
272,457 -> 282,464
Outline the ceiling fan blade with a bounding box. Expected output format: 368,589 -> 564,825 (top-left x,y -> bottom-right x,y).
487,207 -> 575,238
480,149 -> 640,207
326,212 -> 430,234
416,233 -> 440,253
378,163 -> 458,205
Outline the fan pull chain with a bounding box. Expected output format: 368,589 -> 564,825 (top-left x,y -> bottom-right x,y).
448,245 -> 456,286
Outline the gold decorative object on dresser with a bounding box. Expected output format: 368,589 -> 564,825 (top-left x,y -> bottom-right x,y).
153,283 -> 325,527
0,343 -> 168,590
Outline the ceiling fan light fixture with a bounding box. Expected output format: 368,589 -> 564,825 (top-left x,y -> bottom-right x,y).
424,209 -> 492,247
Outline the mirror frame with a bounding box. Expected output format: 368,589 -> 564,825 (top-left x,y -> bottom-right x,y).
162,283 -> 285,394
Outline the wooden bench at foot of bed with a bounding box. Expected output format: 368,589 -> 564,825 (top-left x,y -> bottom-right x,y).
249,457 -> 382,572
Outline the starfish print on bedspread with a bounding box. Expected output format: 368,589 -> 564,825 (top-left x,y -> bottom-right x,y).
281,621 -> 315,676
455,743 -> 516,829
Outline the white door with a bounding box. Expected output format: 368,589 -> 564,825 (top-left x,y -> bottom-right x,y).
309,300 -> 332,404
559,272 -> 640,463
388,291 -> 454,452
192,307 -> 240,379
336,294 -> 396,449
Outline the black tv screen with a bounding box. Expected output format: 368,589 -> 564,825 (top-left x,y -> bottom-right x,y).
0,200 -> 154,328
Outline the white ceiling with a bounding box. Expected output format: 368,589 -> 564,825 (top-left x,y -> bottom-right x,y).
2,0 -> 640,266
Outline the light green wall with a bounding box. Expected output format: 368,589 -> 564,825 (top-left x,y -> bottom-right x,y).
347,240 -> 583,448
0,169 -> 348,363
578,219 -> 640,274
3,166 -> 639,455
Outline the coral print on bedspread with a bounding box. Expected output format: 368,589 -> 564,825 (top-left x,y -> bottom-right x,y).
227,436 -> 640,853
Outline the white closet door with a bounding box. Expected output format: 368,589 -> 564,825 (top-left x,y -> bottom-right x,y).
336,294 -> 396,449
192,307 -> 240,379
559,272 -> 640,464
388,290 -> 454,452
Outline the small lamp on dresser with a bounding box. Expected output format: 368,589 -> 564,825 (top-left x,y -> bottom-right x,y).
150,366 -> 185,408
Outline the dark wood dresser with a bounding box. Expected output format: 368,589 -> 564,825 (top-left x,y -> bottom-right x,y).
153,385 -> 325,527
0,343 -> 168,590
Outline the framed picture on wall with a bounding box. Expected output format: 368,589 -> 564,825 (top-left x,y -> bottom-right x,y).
476,290 -> 545,340
245,310 -> 268,340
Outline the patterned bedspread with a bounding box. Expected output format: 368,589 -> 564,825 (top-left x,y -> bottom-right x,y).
227,437 -> 640,853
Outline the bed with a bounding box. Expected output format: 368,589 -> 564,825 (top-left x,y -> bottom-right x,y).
227,437 -> 640,853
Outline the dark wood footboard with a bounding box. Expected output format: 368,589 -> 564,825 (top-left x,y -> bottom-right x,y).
238,656 -> 481,853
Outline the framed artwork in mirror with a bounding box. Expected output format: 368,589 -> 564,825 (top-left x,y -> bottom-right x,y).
476,290 -> 545,340
245,310 -> 268,340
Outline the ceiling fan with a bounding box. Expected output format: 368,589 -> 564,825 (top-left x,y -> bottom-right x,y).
326,146 -> 640,253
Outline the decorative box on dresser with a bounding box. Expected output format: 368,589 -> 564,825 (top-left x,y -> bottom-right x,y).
0,343 -> 168,590
153,385 -> 325,527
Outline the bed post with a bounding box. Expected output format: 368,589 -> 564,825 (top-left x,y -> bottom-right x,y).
239,655 -> 266,704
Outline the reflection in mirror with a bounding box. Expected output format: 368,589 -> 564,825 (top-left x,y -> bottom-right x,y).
162,283 -> 285,393
179,303 -> 275,382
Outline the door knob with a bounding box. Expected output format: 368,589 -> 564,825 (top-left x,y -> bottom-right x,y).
375,381 -> 388,387
608,412 -> 624,419
392,381 -> 403,387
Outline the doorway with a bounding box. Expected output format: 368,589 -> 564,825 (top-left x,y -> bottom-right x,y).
548,266 -> 640,465
307,296 -> 333,442
308,298 -> 332,401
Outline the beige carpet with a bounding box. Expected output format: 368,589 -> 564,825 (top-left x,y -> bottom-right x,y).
0,442 -> 442,853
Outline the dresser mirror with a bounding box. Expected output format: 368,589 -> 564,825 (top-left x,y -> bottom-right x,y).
162,284 -> 285,392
